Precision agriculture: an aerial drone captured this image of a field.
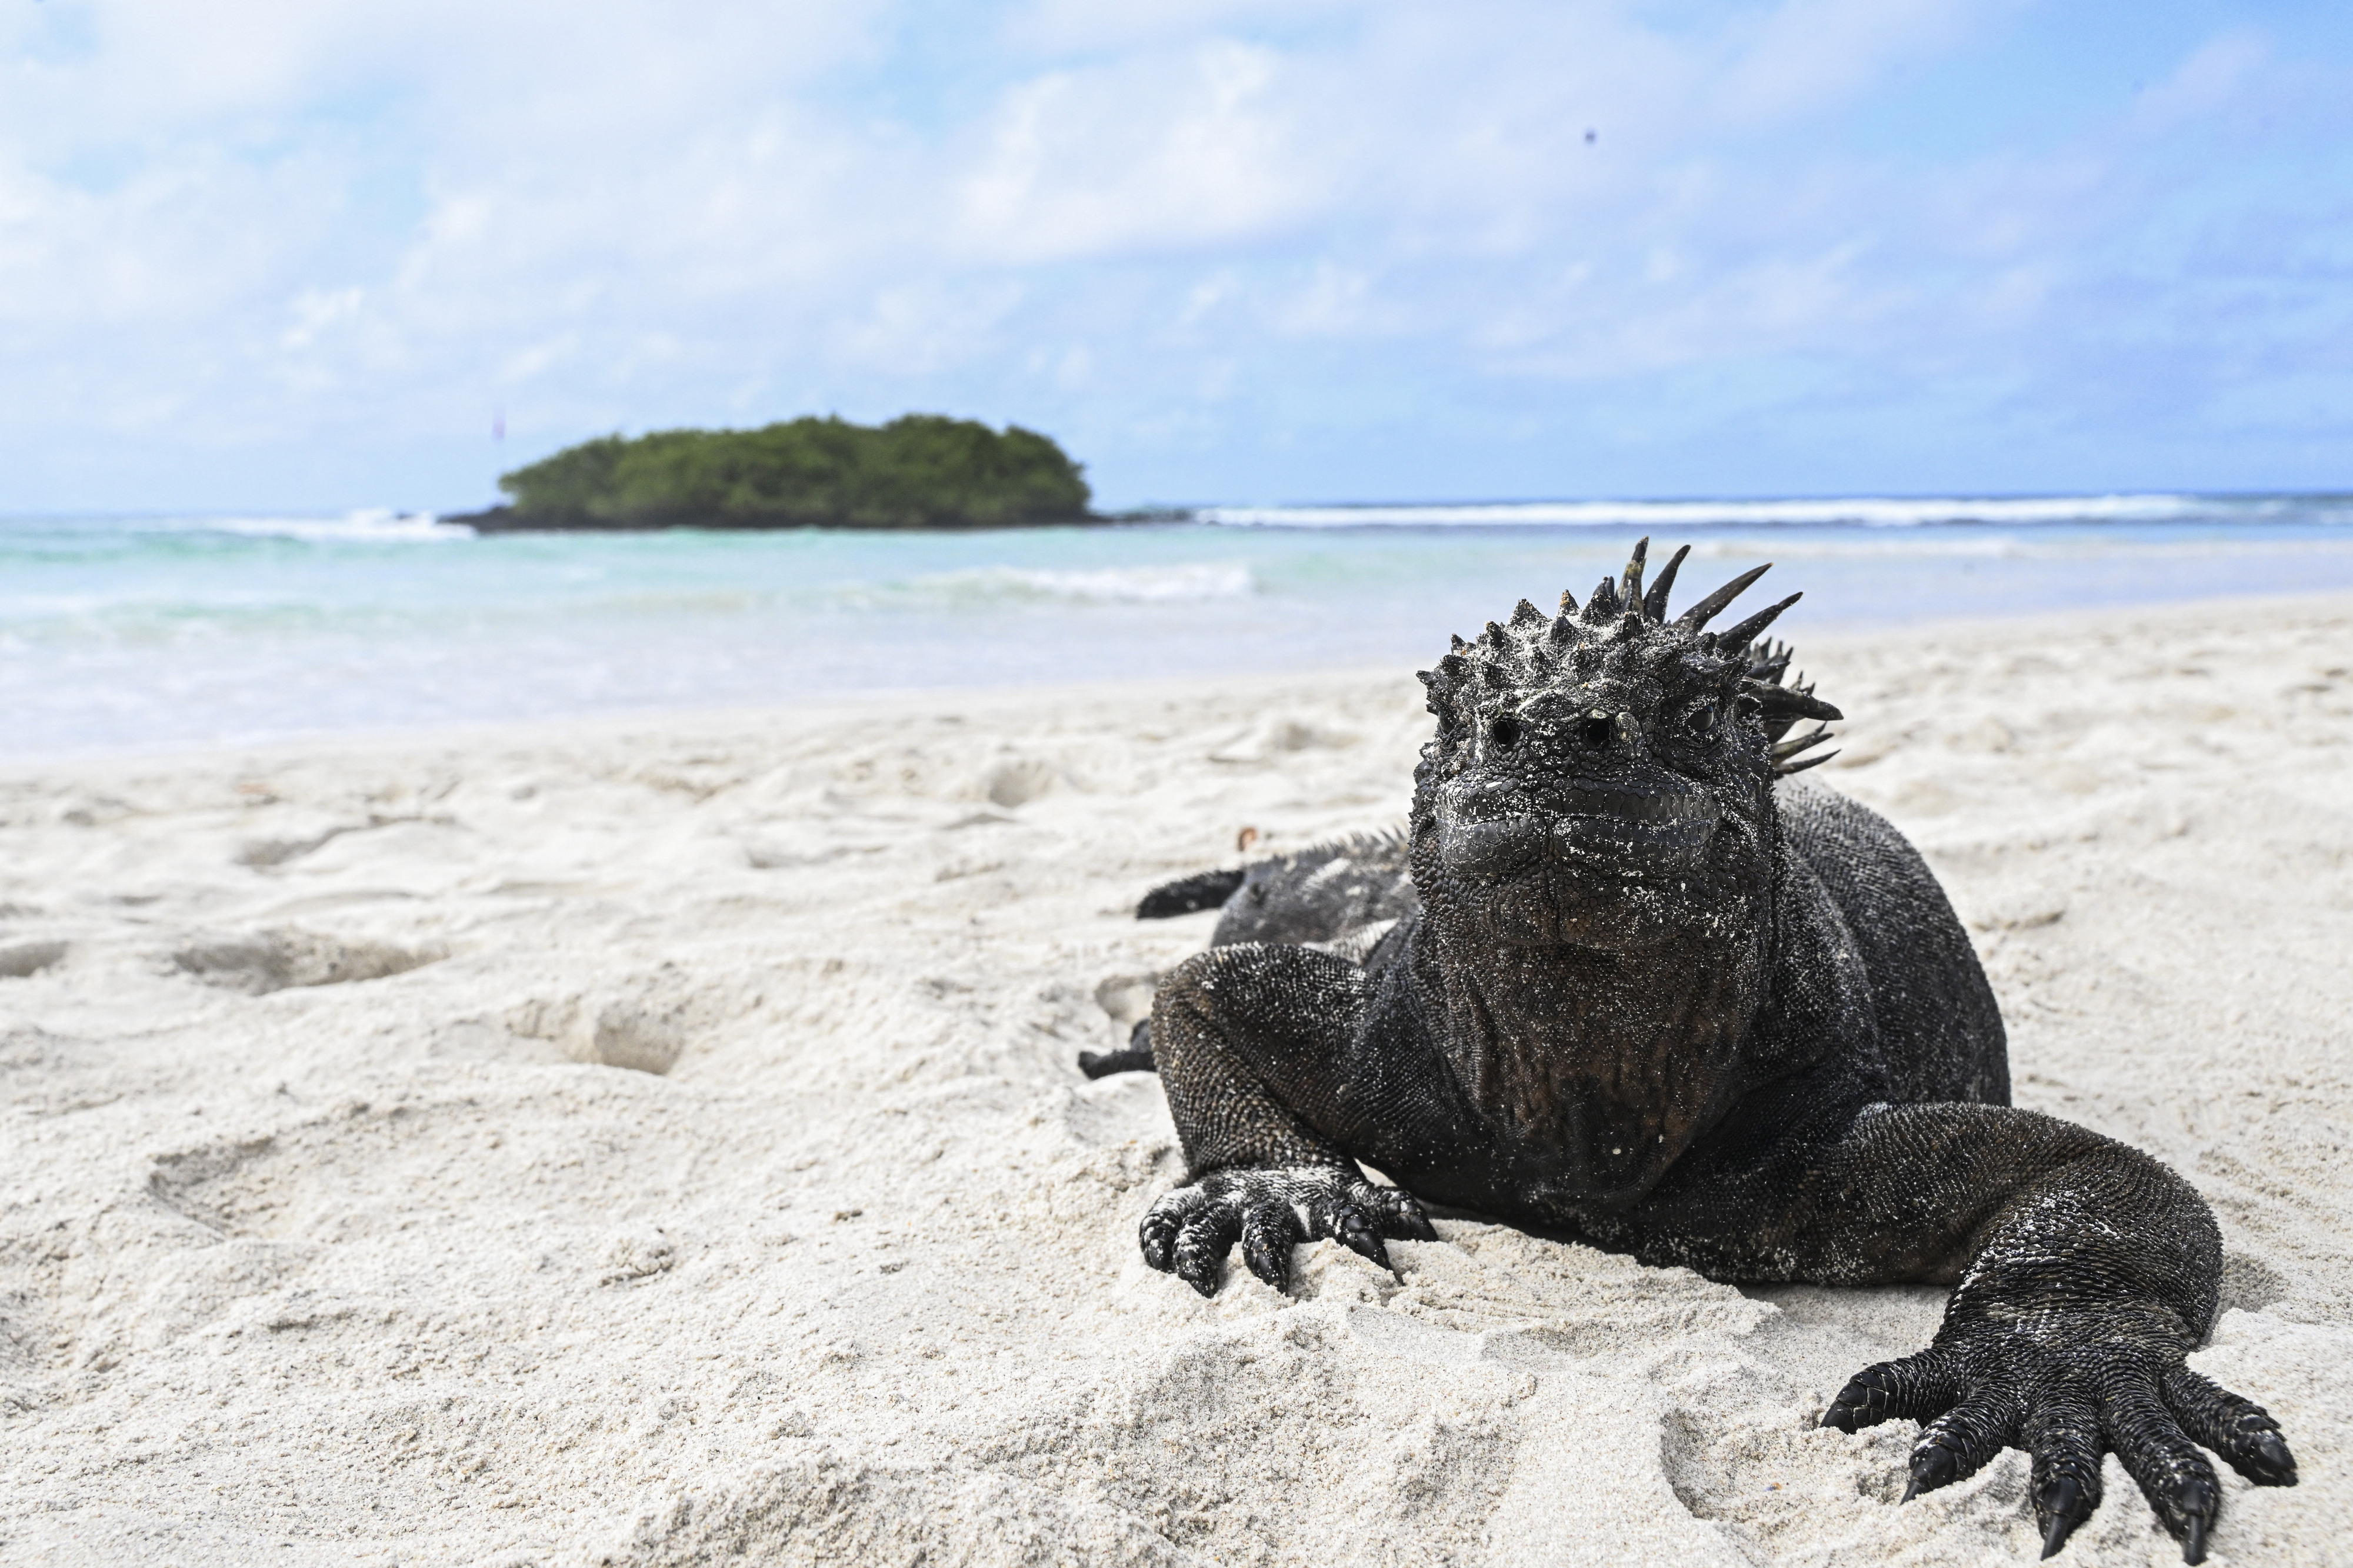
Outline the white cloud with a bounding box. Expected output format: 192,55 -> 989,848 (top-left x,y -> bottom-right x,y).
956,39 -> 1314,262
282,285 -> 364,349
2129,29 -> 2269,131
834,278 -> 1028,376
1708,0 -> 1991,124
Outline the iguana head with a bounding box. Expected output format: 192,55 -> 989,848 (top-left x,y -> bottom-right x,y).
1410,538 -> 1841,952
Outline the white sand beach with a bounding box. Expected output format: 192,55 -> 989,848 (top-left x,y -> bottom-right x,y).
2,593 -> 2348,1567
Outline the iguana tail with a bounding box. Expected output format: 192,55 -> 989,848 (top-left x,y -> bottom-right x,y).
1137,868 -> 1249,919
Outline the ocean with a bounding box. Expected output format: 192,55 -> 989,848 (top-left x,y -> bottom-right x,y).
5,494 -> 2350,758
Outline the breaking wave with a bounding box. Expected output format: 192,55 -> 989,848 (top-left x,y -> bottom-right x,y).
883,562 -> 1256,606
1195,494 -> 2353,529
141,509 -> 475,542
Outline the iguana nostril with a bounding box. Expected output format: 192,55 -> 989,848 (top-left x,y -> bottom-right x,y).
1581,711 -> 1615,748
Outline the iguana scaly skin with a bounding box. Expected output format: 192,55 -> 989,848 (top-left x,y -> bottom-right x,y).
1122,541 -> 2297,1563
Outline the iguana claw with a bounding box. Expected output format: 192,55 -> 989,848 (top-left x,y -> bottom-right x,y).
1139,1166 -> 1435,1296
2173,1476 -> 2216,1565
1337,1208 -> 1391,1270
2245,1430 -> 2298,1486
1824,1323 -> 2293,1562
2038,1476 -> 2085,1559
1908,1438 -> 1961,1497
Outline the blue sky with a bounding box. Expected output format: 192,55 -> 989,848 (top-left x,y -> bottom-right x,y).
2,0 -> 2348,511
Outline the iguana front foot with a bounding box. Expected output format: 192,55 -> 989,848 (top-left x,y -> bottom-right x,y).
1138,1166 -> 1437,1296
1822,1323 -> 2297,1563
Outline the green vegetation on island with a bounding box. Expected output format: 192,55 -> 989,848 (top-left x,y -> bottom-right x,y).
472,414 -> 1094,531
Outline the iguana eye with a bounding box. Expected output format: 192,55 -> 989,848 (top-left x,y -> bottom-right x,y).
1487,714 -> 1522,749
1685,703 -> 1718,736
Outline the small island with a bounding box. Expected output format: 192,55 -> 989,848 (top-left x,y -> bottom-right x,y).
448,413 -> 1094,531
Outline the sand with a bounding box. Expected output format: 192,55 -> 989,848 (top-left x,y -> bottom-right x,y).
1,592 -> 2348,1567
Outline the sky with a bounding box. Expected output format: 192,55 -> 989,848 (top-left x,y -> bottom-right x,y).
2,0 -> 2349,512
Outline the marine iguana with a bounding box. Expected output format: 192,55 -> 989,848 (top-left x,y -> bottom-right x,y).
1118,541 -> 2297,1562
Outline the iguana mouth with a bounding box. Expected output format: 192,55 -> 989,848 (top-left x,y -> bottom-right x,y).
1550,783 -> 1719,862
1551,780 -> 1717,823
1440,786 -> 1719,882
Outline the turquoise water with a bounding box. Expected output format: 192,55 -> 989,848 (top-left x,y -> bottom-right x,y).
5,496 -> 2351,757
